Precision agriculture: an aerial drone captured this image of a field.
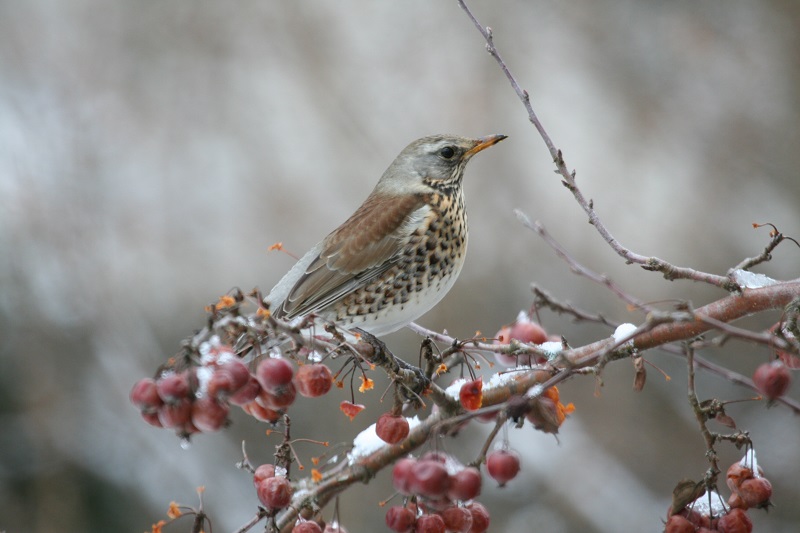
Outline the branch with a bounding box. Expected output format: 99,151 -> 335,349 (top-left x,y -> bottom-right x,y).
457,0 -> 736,290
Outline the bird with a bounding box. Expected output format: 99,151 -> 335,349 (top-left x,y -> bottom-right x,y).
267,133 -> 507,336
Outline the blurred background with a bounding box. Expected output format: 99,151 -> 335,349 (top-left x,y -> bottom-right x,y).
1,1 -> 799,531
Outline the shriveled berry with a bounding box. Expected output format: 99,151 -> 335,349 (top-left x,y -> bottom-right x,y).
717,508 -> 753,533
295,364 -> 333,398
384,505 -> 415,532
448,467 -> 482,501
726,462 -> 752,493
664,514 -> 696,533
486,449 -> 521,487
376,413 -> 410,444
737,477 -> 772,509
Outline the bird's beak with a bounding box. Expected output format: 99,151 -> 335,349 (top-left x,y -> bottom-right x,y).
465,134 -> 508,157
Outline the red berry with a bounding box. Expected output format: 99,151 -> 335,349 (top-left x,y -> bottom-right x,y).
253,464 -> 276,485
376,413 -> 410,444
257,358 -> 295,391
257,475 -> 293,510
441,506 -> 473,533
486,449 -> 521,487
191,396 -> 229,432
726,462 -> 752,493
130,378 -> 164,412
140,410 -> 163,427
420,451 -> 449,464
323,523 -> 348,533
752,360 -> 791,401
509,318 -> 547,345
156,372 -> 191,402
410,459 -> 451,499
292,521 -> 323,533
385,505 -> 415,532
257,383 -> 297,410
448,467 -> 482,501
392,458 -> 416,495
737,477 -> 772,509
459,379 -> 483,411
158,397 -> 193,428
415,514 -> 445,533
295,364 -> 333,398
664,514 -> 696,533
717,508 -> 753,533
229,376 -> 261,406
466,502 -> 490,533
243,400 -> 281,423
219,359 -> 251,389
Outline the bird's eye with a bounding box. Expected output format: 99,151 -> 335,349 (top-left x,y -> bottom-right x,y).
439,146 -> 456,159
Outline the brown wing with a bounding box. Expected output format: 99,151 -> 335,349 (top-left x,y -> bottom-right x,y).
279,192 -> 428,318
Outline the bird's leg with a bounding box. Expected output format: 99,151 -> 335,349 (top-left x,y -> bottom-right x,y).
353,328 -> 430,402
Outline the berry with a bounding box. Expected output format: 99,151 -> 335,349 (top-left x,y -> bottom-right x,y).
459,379 -> 483,411
385,505 -> 415,532
376,414 -> 410,444
191,396 -> 229,432
257,358 -> 295,391
253,464 -> 276,485
441,506 -> 473,533
140,410 -> 163,427
292,521 -> 323,533
392,457 -> 416,495
229,376 -> 261,406
752,361 -> 791,401
130,378 -> 164,412
466,502 -> 490,533
295,364 -> 333,398
156,372 -> 191,403
663,514 -> 695,533
415,514 -> 445,533
737,477 -> 772,509
243,401 -> 281,423
486,449 -> 521,487
256,475 -> 292,510
258,383 -> 297,410
410,459 -> 451,499
717,508 -> 753,533
448,467 -> 482,501
158,398 -> 193,428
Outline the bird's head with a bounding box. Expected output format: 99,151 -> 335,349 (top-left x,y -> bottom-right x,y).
376,134 -> 507,195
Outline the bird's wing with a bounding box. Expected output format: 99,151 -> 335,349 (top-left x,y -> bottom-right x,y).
277,192 -> 429,319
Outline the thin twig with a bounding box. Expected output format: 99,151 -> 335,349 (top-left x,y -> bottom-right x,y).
456,0 -> 735,290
